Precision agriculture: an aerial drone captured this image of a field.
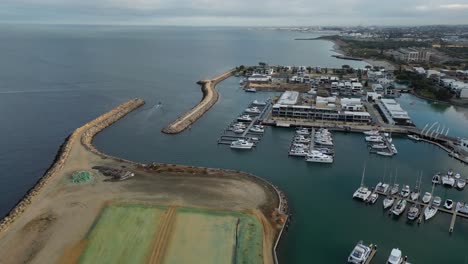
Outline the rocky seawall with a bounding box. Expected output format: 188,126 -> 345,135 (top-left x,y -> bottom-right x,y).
162,69 -> 235,134
0,99 -> 145,233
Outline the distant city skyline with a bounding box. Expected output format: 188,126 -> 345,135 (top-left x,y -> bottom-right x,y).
1,0 -> 468,26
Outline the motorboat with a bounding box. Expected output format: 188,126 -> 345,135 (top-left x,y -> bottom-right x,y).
315,148 -> 334,155
408,134 -> 420,141
368,193 -> 379,204
370,144 -> 387,149
390,184 -> 399,195
387,248 -> 403,264
295,137 -> 311,144
245,107 -> 260,114
422,192 -> 432,204
444,199 -> 454,210
246,137 -> 259,141
455,173 -> 461,179
305,151 -> 333,163
391,144 -> 398,154
237,115 -> 252,122
407,204 -> 420,221
365,136 -> 383,143
292,143 -> 308,148
392,199 -> 407,216
233,128 -> 245,134
363,130 -> 379,136
230,139 -> 254,150
457,178 -> 466,190
442,175 -> 455,187
289,148 -> 308,157
447,169 -> 453,177
376,182 -> 390,193
410,190 -> 420,201
376,151 -> 394,157
456,202 -> 468,215
383,196 -> 395,209
400,185 -> 410,198
252,100 -> 266,106
347,241 -> 372,264
250,125 -> 265,133
245,88 -> 256,93
314,139 -> 334,146
296,128 -> 310,135
432,173 -> 441,184
433,196 -> 442,207
424,206 -> 438,220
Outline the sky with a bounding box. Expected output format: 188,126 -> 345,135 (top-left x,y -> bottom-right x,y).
1,0 -> 468,26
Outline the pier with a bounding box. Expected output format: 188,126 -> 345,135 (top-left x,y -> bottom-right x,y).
162,69 -> 235,134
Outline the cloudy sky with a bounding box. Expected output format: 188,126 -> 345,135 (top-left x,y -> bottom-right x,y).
1,0 -> 468,26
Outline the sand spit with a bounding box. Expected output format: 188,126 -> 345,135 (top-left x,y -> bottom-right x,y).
162,69 -> 235,134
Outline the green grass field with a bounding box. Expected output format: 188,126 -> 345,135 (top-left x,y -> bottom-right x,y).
79,204 -> 165,264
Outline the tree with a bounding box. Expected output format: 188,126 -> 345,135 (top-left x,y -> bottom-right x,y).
324,68 -> 328,73
306,66 -> 312,74
258,62 -> 267,67
342,64 -> 350,69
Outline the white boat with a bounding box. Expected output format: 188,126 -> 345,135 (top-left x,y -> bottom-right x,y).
408,134 -> 420,141
392,199 -> 407,216
376,151 -> 394,157
245,107 -> 260,114
296,128 -> 310,135
292,143 -> 308,148
363,130 -> 379,136
347,241 -> 372,264
447,169 -> 454,177
400,185 -> 410,198
371,144 -> 387,149
289,148 -> 308,157
383,196 -> 395,209
407,205 -> 420,221
250,125 -> 264,133
391,144 -> 398,154
230,139 -> 254,150
390,184 -> 399,195
237,115 -> 252,122
252,100 -> 266,106
314,138 -> 333,146
422,192 -> 432,204
424,206 -> 438,220
432,173 -> 441,184
245,88 -> 256,93
315,148 -> 334,155
353,164 -> 371,201
365,136 -> 383,143
444,199 -> 454,210
455,173 -> 461,179
368,193 -> 379,204
295,136 -> 311,144
456,202 -> 468,215
410,191 -> 419,201
387,248 -> 403,264
442,175 -> 455,187
233,128 -> 244,134
376,182 -> 390,193
457,178 -> 466,190
433,196 -> 442,207
305,151 -> 333,163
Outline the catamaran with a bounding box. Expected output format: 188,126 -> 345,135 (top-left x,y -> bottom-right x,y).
353,164 -> 372,201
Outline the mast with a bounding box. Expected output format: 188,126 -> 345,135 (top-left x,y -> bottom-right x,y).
360,163 -> 367,187
421,123 -> 429,134
445,128 -> 450,137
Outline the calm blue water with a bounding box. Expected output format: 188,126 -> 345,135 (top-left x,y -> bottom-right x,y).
0,25 -> 467,263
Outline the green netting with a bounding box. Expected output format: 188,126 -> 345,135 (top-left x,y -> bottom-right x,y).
71,171 -> 93,184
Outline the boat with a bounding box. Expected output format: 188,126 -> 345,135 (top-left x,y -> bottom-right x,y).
442,175 -> 455,187
387,248 -> 403,264
408,134 -> 420,141
376,151 -> 394,157
245,107 -> 260,114
456,202 -> 468,215
424,206 -> 438,220
347,241 -> 372,264
447,169 -> 453,177
400,185 -> 410,198
410,191 -> 419,201
315,148 -> 334,155
233,128 -> 244,134
245,88 -> 256,93
390,184 -> 399,195
383,196 -> 395,209
249,125 -> 264,133
305,151 -> 333,163
444,199 -> 454,210
368,193 -> 379,204
292,143 -> 308,148
289,148 -> 308,157
230,139 -> 254,149
365,136 -> 383,143
407,204 -> 420,221
433,196 -> 442,207
363,130 -> 379,136
410,173 -> 422,201
296,128 -> 310,135
237,115 -> 252,122
370,144 -> 387,149
376,182 -> 390,194
432,173 -> 441,184
422,192 -> 432,204
455,173 -> 461,179
314,138 -> 333,146
252,100 -> 266,106
353,165 -> 371,201
457,178 -> 466,190
391,144 -> 398,154
391,199 -> 407,216
295,136 -> 311,144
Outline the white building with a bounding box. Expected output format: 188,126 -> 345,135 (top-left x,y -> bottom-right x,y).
352,83 -> 363,93
377,99 -> 412,125
277,91 -> 299,105
372,84 -> 384,93
460,88 -> 468,99
248,74 -> 271,82
398,48 -> 431,62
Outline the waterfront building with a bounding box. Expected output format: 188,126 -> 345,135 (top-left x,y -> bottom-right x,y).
372,84 -> 384,94
397,48 -> 432,63
248,74 -> 271,82
376,98 -> 412,125
278,91 -> 299,105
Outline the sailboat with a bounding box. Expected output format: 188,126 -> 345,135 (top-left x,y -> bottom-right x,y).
390,169 -> 399,195
424,183 -> 438,221
410,172 -> 422,201
353,164 -> 372,202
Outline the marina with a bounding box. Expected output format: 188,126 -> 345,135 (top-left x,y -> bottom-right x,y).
288,128 -> 335,163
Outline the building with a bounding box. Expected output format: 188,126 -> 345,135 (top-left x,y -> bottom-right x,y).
397,48 -> 432,63
272,104 -> 370,123
460,88 -> 468,99
372,84 -> 384,93
366,92 -> 382,102
277,91 -> 299,105
376,99 -> 412,126
248,74 -> 271,82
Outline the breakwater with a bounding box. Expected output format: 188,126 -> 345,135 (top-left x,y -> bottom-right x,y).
162,69 -> 235,134
0,98 -> 145,234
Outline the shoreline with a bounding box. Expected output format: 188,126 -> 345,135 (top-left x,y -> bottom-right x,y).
162,69 -> 235,134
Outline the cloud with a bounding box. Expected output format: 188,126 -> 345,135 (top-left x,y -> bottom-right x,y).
0,0 -> 467,25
